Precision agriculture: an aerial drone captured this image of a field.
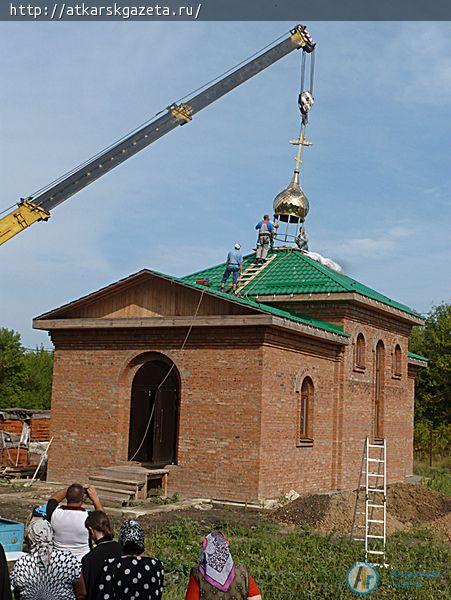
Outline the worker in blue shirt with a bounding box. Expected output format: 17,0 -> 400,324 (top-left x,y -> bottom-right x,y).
221,244 -> 243,293
255,214 -> 276,262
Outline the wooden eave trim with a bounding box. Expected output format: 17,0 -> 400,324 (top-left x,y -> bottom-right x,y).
33,314 -> 349,345
33,315 -> 273,329
254,292 -> 424,325
407,357 -> 428,368
270,316 -> 349,345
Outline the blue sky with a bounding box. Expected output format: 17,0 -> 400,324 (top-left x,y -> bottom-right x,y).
1,21 -> 450,348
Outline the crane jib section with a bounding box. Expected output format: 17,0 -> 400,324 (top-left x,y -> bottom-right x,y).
35,29 -> 313,213
0,24 -> 314,244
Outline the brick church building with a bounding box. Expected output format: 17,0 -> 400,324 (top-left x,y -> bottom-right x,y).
34,247 -> 427,502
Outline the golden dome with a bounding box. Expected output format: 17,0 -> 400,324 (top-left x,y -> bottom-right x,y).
273,174 -> 309,223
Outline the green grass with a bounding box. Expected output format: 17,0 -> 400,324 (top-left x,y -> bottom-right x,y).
414,463 -> 451,496
143,518 -> 450,599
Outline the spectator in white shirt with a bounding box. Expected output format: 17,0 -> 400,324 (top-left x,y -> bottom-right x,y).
46,483 -> 103,561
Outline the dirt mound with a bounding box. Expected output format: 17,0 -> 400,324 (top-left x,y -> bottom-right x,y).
387,482 -> 450,524
272,482 -> 451,538
273,494 -> 330,526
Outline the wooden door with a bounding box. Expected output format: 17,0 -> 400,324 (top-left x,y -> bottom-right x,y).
128,386 -> 155,462
152,387 -> 178,465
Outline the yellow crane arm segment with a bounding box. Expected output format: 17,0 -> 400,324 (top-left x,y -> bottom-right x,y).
0,200 -> 50,246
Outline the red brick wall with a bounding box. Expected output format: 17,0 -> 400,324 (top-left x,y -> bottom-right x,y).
338,319 -> 413,489
0,420 -> 23,436
47,328 -> 265,501
30,417 -> 51,441
1,447 -> 29,466
258,337 -> 341,499
46,313 -> 416,501
269,300 -> 416,494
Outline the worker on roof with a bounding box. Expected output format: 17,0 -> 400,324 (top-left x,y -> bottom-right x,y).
255,214 -> 276,263
221,244 -> 243,294
295,226 -> 309,252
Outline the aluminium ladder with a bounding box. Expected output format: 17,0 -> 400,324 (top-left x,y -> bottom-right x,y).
350,436 -> 387,566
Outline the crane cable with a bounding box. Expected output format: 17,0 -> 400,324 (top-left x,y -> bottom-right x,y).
19,29 -> 292,206
298,47 -> 315,126
128,289 -> 205,462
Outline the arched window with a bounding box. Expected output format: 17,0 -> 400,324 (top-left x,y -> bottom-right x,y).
299,377 -> 314,440
374,341 -> 385,439
393,344 -> 402,377
355,333 -> 366,369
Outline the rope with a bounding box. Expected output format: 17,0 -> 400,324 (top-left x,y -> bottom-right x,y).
128,289 -> 205,462
300,51 -> 306,94
0,203 -> 17,216
309,49 -> 316,94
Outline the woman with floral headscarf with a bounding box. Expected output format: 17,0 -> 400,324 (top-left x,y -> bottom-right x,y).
185,531 -> 262,599
97,519 -> 164,599
11,519 -> 85,599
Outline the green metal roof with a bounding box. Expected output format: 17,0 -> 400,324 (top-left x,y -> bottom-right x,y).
167,272 -> 348,338
407,351 -> 428,362
182,248 -> 422,319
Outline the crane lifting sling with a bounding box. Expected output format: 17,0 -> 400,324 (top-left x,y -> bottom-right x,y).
0,24 -> 315,246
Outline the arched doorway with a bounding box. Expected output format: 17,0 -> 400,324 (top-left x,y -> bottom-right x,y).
127,358 -> 179,466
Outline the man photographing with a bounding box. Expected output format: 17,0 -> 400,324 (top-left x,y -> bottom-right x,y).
46,483 -> 104,560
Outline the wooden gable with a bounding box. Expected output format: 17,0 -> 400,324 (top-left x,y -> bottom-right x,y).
36,270 -> 254,321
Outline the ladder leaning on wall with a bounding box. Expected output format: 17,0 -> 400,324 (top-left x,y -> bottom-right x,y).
350,436 -> 387,567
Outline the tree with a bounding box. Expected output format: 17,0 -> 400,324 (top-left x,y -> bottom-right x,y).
409,303 -> 451,426
0,328 -> 53,409
410,303 -> 451,461
21,347 -> 53,409
0,328 -> 25,408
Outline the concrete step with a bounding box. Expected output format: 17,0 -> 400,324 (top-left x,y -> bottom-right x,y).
101,464 -> 151,476
95,486 -> 135,507
98,469 -> 147,484
95,470 -> 146,484
97,492 -> 129,508
88,464 -> 170,506
88,476 -> 143,494
93,485 -> 134,499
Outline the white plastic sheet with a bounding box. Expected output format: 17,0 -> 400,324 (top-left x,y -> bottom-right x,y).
304,251 -> 344,274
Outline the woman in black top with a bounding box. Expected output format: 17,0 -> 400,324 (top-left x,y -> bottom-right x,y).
81,511 -> 122,600
97,519 -> 164,599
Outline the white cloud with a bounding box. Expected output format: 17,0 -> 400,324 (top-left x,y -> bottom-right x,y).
387,224 -> 417,239
335,237 -> 396,260
330,218 -> 417,260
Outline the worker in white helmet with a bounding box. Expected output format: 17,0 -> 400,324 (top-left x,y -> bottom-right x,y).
221,243 -> 243,293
